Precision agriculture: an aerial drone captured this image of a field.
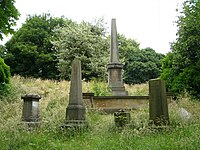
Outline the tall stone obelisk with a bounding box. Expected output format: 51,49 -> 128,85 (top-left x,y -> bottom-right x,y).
63,59 -> 88,129
107,19 -> 128,96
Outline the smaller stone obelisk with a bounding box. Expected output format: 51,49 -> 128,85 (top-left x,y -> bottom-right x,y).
63,59 -> 88,129
107,18 -> 128,96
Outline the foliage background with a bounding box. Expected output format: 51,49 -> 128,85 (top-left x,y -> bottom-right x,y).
0,0 -> 20,40
4,14 -> 67,79
161,0 -> 200,99
52,20 -> 109,81
0,57 -> 11,98
2,13 -> 164,83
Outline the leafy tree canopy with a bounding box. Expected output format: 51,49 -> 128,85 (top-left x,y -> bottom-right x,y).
161,0 -> 200,99
52,20 -> 109,81
123,47 -> 164,84
4,13 -> 68,79
3,11 -> 165,84
0,0 -> 20,40
118,34 -> 140,62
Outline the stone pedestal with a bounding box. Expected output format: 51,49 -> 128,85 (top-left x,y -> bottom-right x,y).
21,94 -> 41,127
107,63 -> 128,96
149,79 -> 169,125
65,104 -> 88,128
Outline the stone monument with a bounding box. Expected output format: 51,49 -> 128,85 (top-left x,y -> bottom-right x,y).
107,18 -> 128,96
63,59 -> 88,129
149,79 -> 169,125
21,94 -> 41,127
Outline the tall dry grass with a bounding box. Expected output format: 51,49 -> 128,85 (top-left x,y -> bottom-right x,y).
0,76 -> 200,149
125,82 -> 149,96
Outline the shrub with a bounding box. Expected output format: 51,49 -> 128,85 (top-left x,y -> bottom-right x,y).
0,57 -> 10,84
0,57 -> 11,97
91,80 -> 111,96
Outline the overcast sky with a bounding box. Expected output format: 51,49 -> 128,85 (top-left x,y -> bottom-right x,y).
1,0 -> 184,54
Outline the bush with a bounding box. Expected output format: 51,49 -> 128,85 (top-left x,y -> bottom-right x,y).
0,57 -> 10,84
0,57 -> 11,97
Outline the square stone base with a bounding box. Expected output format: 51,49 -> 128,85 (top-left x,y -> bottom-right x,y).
112,90 -> 128,96
111,87 -> 128,96
61,120 -> 89,130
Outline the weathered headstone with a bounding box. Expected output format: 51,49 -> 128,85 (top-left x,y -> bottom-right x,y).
149,79 -> 169,125
114,109 -> 131,128
107,18 -> 128,96
63,59 -> 88,129
21,94 -> 41,126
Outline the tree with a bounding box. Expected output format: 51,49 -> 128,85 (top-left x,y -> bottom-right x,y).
161,0 -> 200,98
123,47 -> 164,84
4,13 -> 67,79
52,20 -> 109,81
160,52 -> 174,91
0,0 -> 20,40
118,34 -> 140,62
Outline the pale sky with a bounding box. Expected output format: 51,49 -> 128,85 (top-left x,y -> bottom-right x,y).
1,0 -> 184,54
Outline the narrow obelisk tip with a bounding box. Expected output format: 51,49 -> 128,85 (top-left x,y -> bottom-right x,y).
110,18 -> 119,63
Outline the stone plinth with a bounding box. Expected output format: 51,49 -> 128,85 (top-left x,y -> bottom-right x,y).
21,94 -> 41,123
149,79 -> 169,125
107,63 -> 128,96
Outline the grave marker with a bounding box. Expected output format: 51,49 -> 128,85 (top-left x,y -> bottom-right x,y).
63,59 -> 88,129
149,79 -> 169,125
21,94 -> 41,127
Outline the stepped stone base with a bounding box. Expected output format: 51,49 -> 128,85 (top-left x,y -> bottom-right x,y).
62,120 -> 89,130
66,105 -> 86,120
111,86 -> 128,96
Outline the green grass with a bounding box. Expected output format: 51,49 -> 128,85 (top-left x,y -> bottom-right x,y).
0,76 -> 200,150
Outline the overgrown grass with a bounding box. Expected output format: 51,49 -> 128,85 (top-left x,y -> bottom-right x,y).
0,76 -> 200,149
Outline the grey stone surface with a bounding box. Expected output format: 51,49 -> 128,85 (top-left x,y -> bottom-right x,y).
21,94 -> 41,99
110,18 -> 120,63
107,18 -> 128,96
149,79 -> 169,125
64,59 -> 88,129
68,59 -> 83,106
178,108 -> 191,121
21,94 -> 41,123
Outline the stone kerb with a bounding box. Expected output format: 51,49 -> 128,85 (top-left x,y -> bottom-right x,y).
83,93 -> 173,113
